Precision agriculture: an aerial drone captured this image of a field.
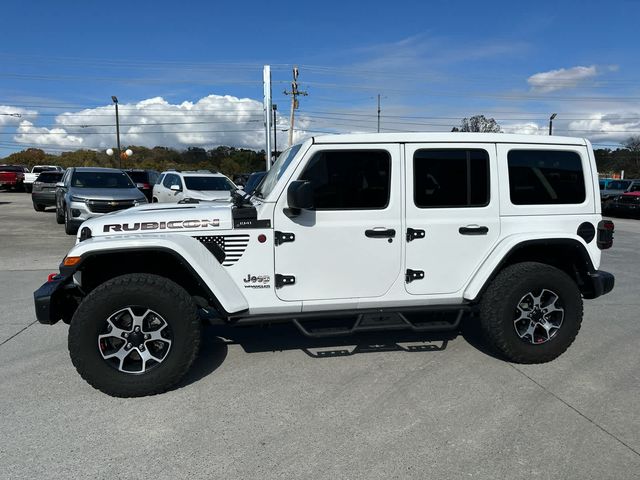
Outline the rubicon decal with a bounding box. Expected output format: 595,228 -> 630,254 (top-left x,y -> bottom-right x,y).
103,219 -> 220,232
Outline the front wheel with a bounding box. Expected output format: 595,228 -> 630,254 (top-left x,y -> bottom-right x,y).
33,202 -> 46,212
68,274 -> 201,397
479,262 -> 583,364
64,206 -> 78,235
55,203 -> 65,224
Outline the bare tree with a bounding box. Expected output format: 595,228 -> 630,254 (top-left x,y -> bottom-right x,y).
452,115 -> 502,133
624,135 -> 640,168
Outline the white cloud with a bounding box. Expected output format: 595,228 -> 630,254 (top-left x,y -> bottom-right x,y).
501,122 -> 547,135
12,94 -> 303,151
13,120 -> 84,147
527,65 -> 598,93
0,105 -> 37,127
566,113 -> 640,143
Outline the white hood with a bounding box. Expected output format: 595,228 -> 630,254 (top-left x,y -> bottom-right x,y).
79,202 -> 234,238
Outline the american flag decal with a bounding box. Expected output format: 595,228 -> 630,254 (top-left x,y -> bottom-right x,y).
193,234 -> 250,266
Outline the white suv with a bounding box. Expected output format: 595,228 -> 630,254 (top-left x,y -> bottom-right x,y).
34,133 -> 615,397
152,170 -> 237,203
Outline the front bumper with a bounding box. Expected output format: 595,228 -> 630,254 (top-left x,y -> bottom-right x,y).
33,274 -> 81,324
582,270 -> 615,299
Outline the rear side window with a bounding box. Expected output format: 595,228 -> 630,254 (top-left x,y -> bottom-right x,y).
299,150 -> 391,210
413,149 -> 490,208
508,150 -> 585,205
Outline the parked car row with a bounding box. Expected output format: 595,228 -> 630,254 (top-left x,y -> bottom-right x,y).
22,165 -> 249,235
603,180 -> 640,217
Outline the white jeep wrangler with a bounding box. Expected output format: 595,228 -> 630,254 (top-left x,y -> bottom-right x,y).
34,133 -> 615,397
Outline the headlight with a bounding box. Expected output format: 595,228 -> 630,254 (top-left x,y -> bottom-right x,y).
70,195 -> 87,202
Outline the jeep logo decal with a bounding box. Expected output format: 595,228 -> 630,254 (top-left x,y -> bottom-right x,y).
103,219 -> 220,232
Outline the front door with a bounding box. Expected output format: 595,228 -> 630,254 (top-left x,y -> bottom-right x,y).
273,144 -> 402,302
404,143 -> 500,295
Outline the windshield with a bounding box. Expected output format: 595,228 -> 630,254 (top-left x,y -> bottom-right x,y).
71,171 -> 135,189
33,166 -> 56,173
607,180 -> 631,190
184,176 -> 234,191
36,172 -> 63,183
254,144 -> 303,199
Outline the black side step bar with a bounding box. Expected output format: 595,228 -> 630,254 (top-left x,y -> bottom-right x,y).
292,309 -> 465,338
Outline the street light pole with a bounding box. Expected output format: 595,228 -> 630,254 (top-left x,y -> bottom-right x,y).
111,96 -> 121,167
272,104 -> 277,162
549,113 -> 557,135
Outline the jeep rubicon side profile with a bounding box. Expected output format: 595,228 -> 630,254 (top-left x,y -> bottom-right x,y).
34,133 -> 615,397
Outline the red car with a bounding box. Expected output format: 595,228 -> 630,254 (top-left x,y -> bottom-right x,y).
607,182 -> 640,217
0,165 -> 27,191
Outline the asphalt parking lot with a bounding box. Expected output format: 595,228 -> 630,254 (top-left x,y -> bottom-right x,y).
1,190 -> 638,479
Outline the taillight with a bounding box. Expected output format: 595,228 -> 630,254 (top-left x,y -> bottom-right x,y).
597,220 -> 614,249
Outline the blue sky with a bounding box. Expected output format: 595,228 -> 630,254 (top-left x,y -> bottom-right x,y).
1,0 -> 639,156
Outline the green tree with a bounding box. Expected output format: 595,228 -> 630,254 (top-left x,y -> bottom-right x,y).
452,115 -> 502,133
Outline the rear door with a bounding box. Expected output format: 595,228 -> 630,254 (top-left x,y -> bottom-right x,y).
404,143 -> 500,295
273,144 -> 402,302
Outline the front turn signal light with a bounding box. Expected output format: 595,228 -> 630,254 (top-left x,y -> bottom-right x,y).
63,256 -> 81,266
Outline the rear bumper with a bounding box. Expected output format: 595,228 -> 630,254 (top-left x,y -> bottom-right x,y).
32,191 -> 56,205
582,270 -> 615,299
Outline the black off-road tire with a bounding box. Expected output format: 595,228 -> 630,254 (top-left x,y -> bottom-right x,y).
479,262 -> 583,364
64,207 -> 78,235
33,202 -> 46,212
68,274 -> 202,397
55,204 -> 65,224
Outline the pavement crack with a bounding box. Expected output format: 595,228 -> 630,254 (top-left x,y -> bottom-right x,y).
0,320 -> 37,347
509,363 -> 640,458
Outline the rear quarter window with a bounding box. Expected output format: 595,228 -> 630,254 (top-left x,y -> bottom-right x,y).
507,150 -> 585,205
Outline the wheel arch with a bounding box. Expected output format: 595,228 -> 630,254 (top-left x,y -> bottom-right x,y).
66,237 -> 249,317
465,237 -> 598,302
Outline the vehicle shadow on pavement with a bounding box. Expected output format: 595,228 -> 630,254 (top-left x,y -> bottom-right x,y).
205,321 -> 458,358
178,315 -> 501,388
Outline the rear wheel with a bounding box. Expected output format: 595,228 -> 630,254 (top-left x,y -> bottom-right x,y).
479,262 -> 583,364
68,274 -> 201,397
33,202 -> 46,212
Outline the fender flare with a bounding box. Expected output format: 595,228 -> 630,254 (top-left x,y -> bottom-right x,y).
65,234 -> 249,314
463,234 -> 595,302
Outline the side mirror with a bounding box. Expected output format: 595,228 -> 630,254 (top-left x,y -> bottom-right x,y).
285,180 -> 314,217
55,182 -> 64,188
170,184 -> 181,192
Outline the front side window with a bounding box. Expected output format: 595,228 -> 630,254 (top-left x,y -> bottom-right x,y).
298,150 -> 391,210
413,149 -> 490,208
163,174 -> 181,189
508,150 -> 585,205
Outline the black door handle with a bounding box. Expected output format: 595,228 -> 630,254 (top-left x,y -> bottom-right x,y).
365,228 -> 396,238
459,226 -> 489,235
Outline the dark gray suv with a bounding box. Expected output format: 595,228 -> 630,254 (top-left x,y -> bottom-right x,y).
55,167 -> 147,235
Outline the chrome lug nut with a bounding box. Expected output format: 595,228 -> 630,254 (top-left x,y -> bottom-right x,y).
126,343 -> 132,349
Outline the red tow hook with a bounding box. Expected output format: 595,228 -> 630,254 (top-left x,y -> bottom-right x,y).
47,273 -> 61,282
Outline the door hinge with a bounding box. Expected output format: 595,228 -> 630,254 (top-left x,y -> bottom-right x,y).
406,228 -> 426,242
275,274 -> 296,288
405,269 -> 425,283
274,231 -> 295,246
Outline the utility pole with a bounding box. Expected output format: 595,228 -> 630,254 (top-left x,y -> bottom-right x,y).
284,66 -> 307,147
549,113 -> 557,135
111,96 -> 121,167
377,94 -> 381,133
272,104 -> 278,161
